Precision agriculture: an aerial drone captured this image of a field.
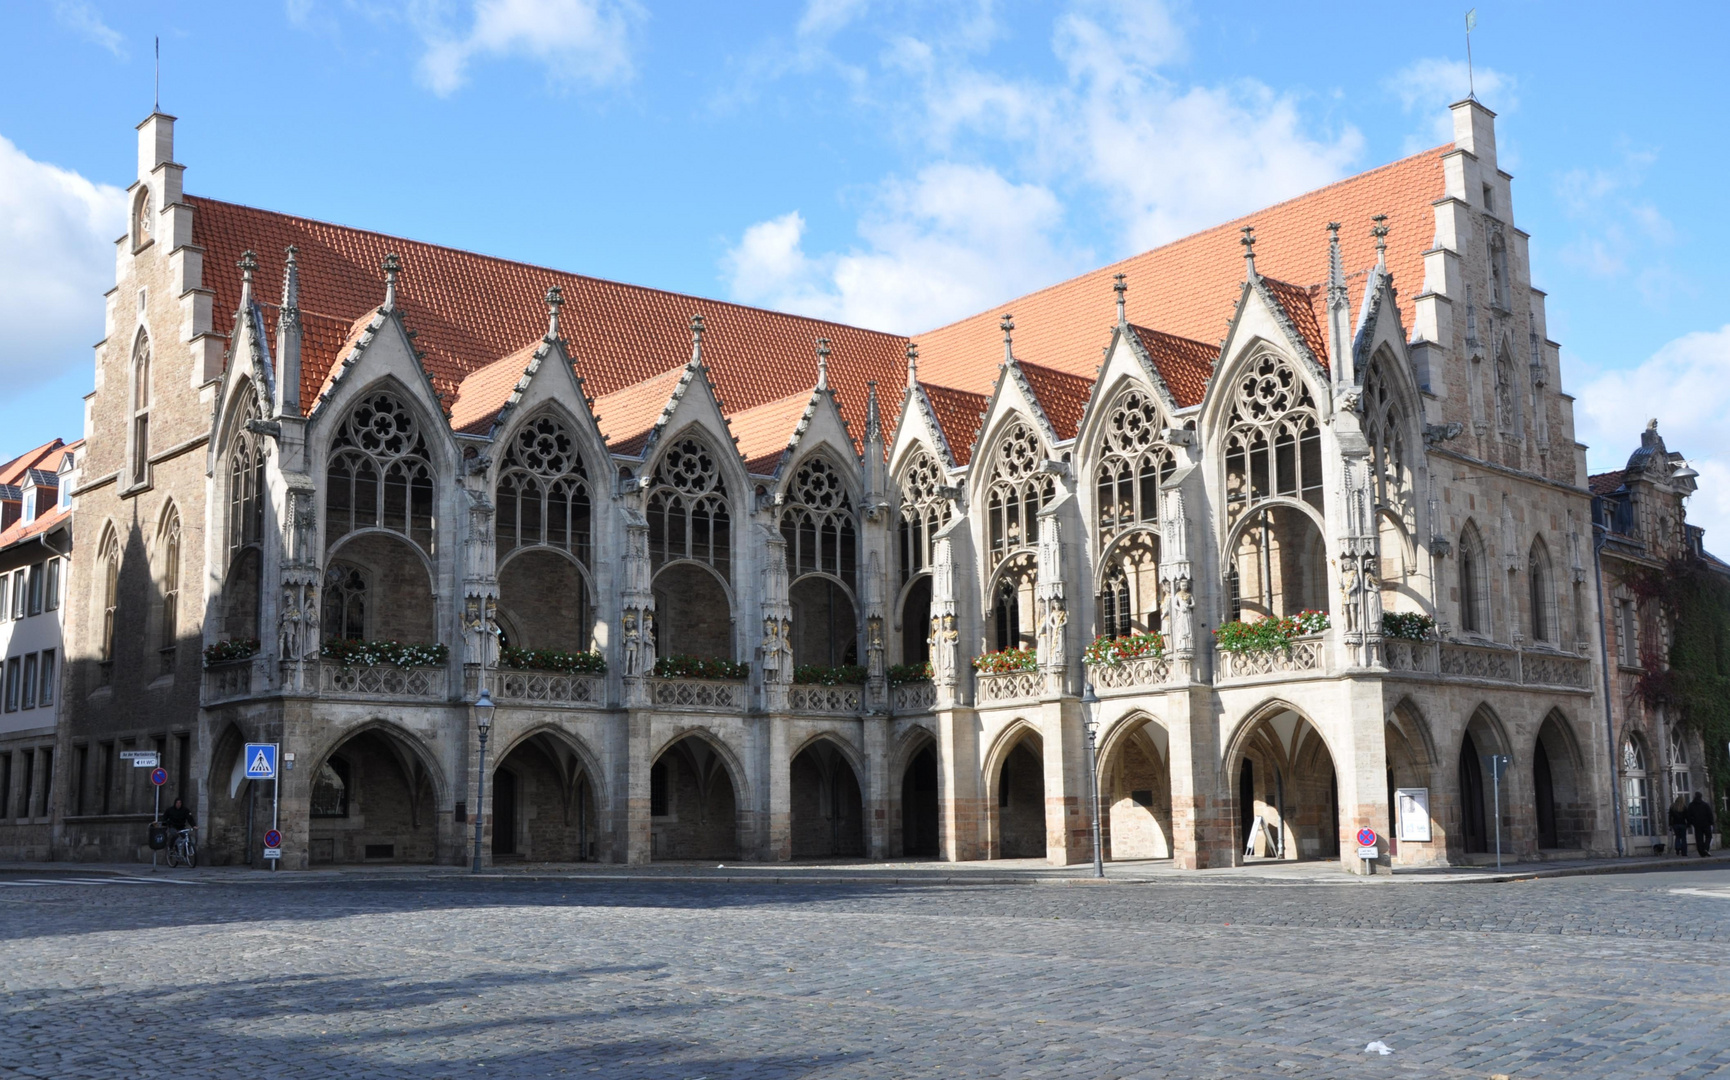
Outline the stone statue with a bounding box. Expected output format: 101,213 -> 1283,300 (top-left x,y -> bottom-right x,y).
621,609 -> 641,677
1339,557 -> 1360,635
1170,575 -> 1194,654
1362,562 -> 1383,638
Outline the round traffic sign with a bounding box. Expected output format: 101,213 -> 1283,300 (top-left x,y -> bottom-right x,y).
150,768 -> 168,787
263,829 -> 282,848
1356,827 -> 1377,847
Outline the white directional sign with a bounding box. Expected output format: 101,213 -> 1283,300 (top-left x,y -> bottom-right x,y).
244,743 -> 279,780
120,751 -> 159,768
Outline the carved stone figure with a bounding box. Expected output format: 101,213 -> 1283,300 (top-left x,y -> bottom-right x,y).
1339,557 -> 1360,635
1362,562 -> 1383,638
1170,575 -> 1194,654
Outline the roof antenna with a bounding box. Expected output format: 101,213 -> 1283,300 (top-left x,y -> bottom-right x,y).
1000,313 -> 1014,365
1465,8 -> 1478,101
815,337 -> 830,392
905,341 -> 919,390
1113,273 -> 1127,326
1240,226 -> 1257,277
154,37 -> 160,112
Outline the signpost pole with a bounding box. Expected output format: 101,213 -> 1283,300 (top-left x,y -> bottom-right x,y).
272,767 -> 280,873
152,782 -> 161,871
1493,759 -> 1503,870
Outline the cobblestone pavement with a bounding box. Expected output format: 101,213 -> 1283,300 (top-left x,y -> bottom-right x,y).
2,865 -> 1728,1079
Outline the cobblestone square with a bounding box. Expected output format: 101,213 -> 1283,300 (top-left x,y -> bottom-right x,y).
3,865 -> 1728,1079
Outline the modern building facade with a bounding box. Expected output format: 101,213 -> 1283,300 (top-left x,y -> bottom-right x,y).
17,97 -> 1714,871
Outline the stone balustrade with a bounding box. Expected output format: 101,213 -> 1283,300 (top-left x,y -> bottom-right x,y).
650,677 -> 745,710
975,669 -> 1040,704
202,660 -> 254,704
1216,637 -> 1326,681
1519,651 -> 1592,689
891,679 -> 937,714
787,684 -> 863,715
320,661 -> 443,699
1437,642 -> 1518,682
494,669 -> 605,706
1088,654 -> 1172,692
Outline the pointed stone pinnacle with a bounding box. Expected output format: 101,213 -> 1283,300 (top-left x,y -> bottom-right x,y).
546,285 -> 564,340
381,253 -> 401,309
1113,273 -> 1127,325
906,341 -> 919,390
1000,313 -> 1015,365
1240,226 -> 1257,274
815,337 -> 830,391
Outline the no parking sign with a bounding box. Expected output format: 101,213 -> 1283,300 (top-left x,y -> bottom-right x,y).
1355,827 -> 1379,859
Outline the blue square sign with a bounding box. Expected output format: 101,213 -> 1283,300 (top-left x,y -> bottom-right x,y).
244,743 -> 279,780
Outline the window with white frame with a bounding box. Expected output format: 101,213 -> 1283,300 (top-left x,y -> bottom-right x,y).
1622,737 -> 1652,837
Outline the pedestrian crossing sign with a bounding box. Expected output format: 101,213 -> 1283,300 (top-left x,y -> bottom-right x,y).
244,743 -> 279,780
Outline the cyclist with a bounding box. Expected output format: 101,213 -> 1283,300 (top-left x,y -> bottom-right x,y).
159,797 -> 198,865
160,797 -> 196,832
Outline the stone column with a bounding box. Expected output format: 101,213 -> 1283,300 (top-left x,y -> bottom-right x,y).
862,713 -> 890,858
622,709 -> 652,865
937,704 -> 982,861
1336,676 -> 1392,874
765,713 -> 791,861
1166,683 -> 1232,869
1040,694 -> 1090,865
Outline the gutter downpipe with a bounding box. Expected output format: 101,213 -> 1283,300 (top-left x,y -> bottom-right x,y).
1592,520 -> 1626,857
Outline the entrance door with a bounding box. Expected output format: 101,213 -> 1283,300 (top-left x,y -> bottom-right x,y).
1458,733 -> 1488,853
1238,759 -> 1255,854
492,768 -> 518,856
1533,741 -> 1559,848
902,745 -> 939,857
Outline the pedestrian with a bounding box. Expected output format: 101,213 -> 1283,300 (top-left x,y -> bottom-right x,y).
1685,793 -> 1715,857
1669,796 -> 1690,856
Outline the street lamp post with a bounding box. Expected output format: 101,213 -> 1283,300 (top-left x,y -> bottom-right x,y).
1081,680 -> 1105,879
471,688 -> 494,874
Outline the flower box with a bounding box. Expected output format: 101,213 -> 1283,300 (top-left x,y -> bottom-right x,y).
1213,611 -> 1329,654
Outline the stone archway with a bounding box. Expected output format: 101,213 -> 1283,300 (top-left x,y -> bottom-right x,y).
789,738 -> 865,859
650,733 -> 740,860
1228,707 -> 1340,863
1455,707 -> 1512,858
652,564 -> 732,661
490,729 -> 599,862
988,725 -> 1045,859
496,550 -> 593,653
307,725 -> 441,865
1533,711 -> 1589,851
899,739 -> 939,858
204,723 -> 264,866
1097,714 -> 1173,860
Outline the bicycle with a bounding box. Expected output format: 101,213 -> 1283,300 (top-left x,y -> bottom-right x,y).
165,826 -> 198,868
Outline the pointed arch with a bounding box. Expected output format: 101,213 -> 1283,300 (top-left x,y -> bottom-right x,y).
325,382 -> 439,556
494,405 -> 594,569
1213,347 -> 1325,529
153,500 -> 183,670
491,722 -> 610,810
128,328 -> 153,487
1457,520 -> 1491,635
96,521 -> 121,671
982,718 -> 1046,859
646,428 -> 734,582
979,418 -> 1055,572
1527,536 -> 1556,645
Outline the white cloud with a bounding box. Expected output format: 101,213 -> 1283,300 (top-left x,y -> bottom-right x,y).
53,0 -> 125,58
0,135 -> 125,390
1385,57 -> 1515,147
1553,146 -> 1677,294
723,164 -> 1083,334
416,0 -> 641,97
1575,325 -> 1730,551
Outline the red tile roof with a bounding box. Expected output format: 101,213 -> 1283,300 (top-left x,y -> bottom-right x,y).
449,341 -> 541,435
918,384 -> 990,466
727,391 -> 819,475
1588,471 -> 1627,497
1127,325 -> 1216,408
189,197 -> 911,453
911,146 -> 1448,399
1017,361 -> 1095,442
0,439 -> 80,551
590,364 -> 692,456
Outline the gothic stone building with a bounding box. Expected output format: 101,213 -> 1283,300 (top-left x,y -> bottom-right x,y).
42,99 -> 1629,871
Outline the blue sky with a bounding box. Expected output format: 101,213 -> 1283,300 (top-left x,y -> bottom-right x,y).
3,1 -> 1728,537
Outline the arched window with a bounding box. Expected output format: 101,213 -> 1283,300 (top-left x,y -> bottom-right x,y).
98,525 -> 120,684
1622,737 -> 1651,837
229,400 -> 266,558
1094,389 -> 1174,542
1667,729 -> 1692,801
131,333 -> 152,486
1223,353 -> 1322,525
132,188 -> 152,249
496,413 -> 592,567
984,423 -> 1055,570
1458,524 -> 1488,635
1527,539 -> 1554,644
897,451 -> 950,586
326,390 -> 437,554
1362,357 -> 1412,517
646,435 -> 732,579
321,562 -> 368,642
158,506 -> 181,675
1097,532 -> 1160,637
780,456 -> 857,593
992,573 -> 1026,652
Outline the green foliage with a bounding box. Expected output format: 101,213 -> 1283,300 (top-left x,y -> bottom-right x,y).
887,662 -> 933,685
654,654 -> 749,680
499,646 -> 606,675
1083,632 -> 1165,666
1632,556 -> 1730,799
972,647 -> 1037,674
202,639 -> 259,667
320,639 -> 449,668
1381,612 -> 1436,641
792,663 -> 868,686
1212,611 -> 1330,654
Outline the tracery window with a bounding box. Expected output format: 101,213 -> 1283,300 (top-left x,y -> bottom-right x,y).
1098,533 -> 1160,638
1093,389 -> 1174,542
131,333 -> 152,486
985,423 -> 1055,569
229,399 -> 266,559
326,390 -> 436,554
132,189 -> 152,248
897,451 -> 950,586
1527,540 -> 1554,644
1361,358 -> 1411,516
647,435 -> 732,579
321,562 -> 368,641
1458,524 -> 1488,635
98,526 -> 119,671
496,414 -> 592,567
1223,353 -> 1322,525
780,456 -> 857,592
158,506 -> 181,674
1667,729 -> 1692,801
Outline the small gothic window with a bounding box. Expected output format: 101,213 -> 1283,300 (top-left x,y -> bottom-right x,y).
99,526 -> 120,666
646,436 -> 732,579
1622,738 -> 1651,837
496,413 -> 592,567
326,390 -> 436,554
1527,541 -> 1553,644
897,451 -> 950,585
1362,357 -> 1411,517
1223,353 -> 1321,526
229,397 -> 266,558
985,423 -> 1055,570
131,334 -> 152,486
133,189 -> 152,248
159,507 -> 181,667
779,456 -> 857,593
321,562 -> 368,642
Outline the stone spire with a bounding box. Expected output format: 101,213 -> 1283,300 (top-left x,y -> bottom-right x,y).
1326,223 -> 1350,388
1371,214 -> 1389,269
815,337 -> 830,392
381,253 -> 401,310
689,313 -> 705,366
237,249 -> 258,308
865,379 -> 882,443
1240,226 -> 1257,277
1000,313 -> 1015,365
1113,273 -> 1127,326
275,246 -> 302,416
905,341 -> 919,390
545,285 -> 564,342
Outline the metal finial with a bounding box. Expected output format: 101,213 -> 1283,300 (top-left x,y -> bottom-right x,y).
815,337 -> 830,391
545,285 -> 564,340
906,341 -> 919,390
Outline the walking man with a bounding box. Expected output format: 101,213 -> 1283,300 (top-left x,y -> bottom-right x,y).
1685,793 -> 1715,857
